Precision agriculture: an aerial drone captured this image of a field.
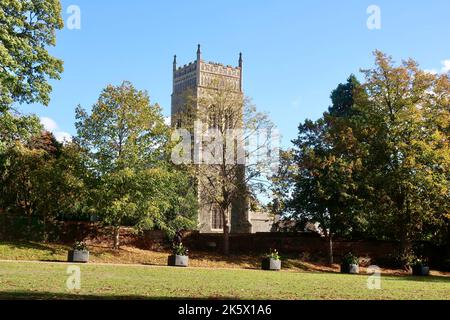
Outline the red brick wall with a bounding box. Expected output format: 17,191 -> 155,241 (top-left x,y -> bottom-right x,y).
182,231 -> 401,263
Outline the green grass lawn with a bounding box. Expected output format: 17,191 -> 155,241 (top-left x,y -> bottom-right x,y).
0,260 -> 449,300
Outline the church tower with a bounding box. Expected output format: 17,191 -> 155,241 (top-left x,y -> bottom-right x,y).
171,45 -> 243,126
171,45 -> 251,234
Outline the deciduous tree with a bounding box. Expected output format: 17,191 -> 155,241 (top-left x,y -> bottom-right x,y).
0,0 -> 64,110
287,52 -> 449,266
174,84 -> 276,254
75,81 -> 197,248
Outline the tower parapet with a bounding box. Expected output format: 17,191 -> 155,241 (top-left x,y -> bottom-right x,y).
172,46 -> 242,95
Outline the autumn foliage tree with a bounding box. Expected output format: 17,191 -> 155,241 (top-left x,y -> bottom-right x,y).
287,52 -> 449,266
359,52 -> 449,261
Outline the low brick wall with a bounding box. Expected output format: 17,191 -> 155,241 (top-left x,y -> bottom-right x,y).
0,214 -> 100,242
182,232 -> 402,264
182,232 -> 449,268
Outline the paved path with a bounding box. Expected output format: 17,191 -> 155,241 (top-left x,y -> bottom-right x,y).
2,259 -> 449,277
0,259 -> 267,272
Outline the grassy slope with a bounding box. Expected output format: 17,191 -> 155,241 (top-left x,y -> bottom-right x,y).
0,260 -> 449,300
0,241 -> 347,271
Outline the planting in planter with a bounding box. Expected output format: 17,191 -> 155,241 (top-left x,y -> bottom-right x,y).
340,252 -> 359,274
67,241 -> 89,263
168,242 -> 189,267
262,249 -> 281,271
411,258 -> 430,276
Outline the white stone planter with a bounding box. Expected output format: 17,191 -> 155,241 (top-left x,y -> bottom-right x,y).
341,263 -> 359,274
68,250 -> 89,263
262,258 -> 281,271
168,255 -> 189,267
412,265 -> 430,276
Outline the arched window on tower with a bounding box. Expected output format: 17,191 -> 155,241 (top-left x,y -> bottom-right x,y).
211,207 -> 223,230
209,109 -> 218,129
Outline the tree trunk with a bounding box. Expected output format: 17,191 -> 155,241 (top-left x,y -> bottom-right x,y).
223,211 -> 230,255
327,215 -> 334,265
113,226 -> 120,250
399,206 -> 412,270
447,221 -> 450,261
43,214 -> 47,243
223,226 -> 230,255
328,234 -> 334,265
400,238 -> 412,270
27,214 -> 32,238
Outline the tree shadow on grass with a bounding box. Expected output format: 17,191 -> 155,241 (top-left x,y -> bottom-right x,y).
0,241 -> 69,263
0,291 -> 239,300
1,241 -> 67,254
189,252 -> 260,269
382,275 -> 450,284
188,252 -> 336,273
282,259 -> 331,272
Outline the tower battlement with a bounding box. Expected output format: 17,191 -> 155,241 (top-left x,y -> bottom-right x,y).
172,45 -> 243,94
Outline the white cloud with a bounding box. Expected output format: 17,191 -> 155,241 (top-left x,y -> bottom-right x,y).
40,116 -> 72,143
425,60 -> 450,75
40,117 -> 58,131
54,131 -> 72,143
164,116 -> 171,126
424,69 -> 438,75
441,60 -> 450,73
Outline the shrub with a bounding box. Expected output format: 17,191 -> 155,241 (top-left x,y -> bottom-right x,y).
397,251 -> 429,268
443,259 -> 450,271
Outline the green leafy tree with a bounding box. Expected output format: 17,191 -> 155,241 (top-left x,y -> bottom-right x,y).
0,111 -> 43,217
0,111 -> 42,153
0,130 -> 82,240
75,81 -> 197,248
289,76 -> 367,264
288,52 -> 449,266
0,0 -> 64,110
268,149 -> 296,222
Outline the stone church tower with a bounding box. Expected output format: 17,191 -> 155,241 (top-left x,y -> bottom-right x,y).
171,45 -> 252,234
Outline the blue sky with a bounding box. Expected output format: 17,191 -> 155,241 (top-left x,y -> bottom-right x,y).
17,0 -> 450,146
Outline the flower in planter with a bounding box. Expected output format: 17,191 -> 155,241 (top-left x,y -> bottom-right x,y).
68,241 -> 90,263
265,248 -> 281,261
340,252 -> 359,274
411,257 -> 428,267
262,249 -> 282,271
409,255 -> 430,276
172,242 -> 189,256
73,241 -> 88,251
342,252 -> 359,265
